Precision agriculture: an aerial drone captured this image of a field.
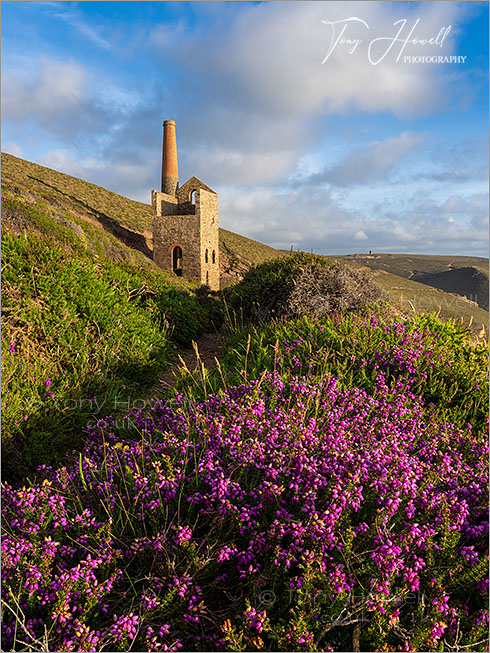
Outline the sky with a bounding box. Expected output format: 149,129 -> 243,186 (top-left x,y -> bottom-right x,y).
2,0 -> 489,256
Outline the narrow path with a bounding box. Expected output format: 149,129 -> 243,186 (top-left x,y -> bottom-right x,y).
156,326 -> 227,392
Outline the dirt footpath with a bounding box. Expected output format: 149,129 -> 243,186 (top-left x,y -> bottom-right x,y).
157,326 -> 227,391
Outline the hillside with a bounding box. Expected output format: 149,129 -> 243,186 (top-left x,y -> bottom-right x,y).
363,267 -> 489,330
412,266 -> 488,311
1,152 -> 284,284
1,155 -> 488,653
337,252 -> 489,311
1,153 -> 227,483
3,152 -> 487,331
3,297 -> 488,652
333,254 -> 488,331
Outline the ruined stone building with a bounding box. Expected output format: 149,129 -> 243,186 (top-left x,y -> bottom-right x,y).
152,120 -> 220,291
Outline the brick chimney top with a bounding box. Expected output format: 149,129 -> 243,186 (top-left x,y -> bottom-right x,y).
161,120 -> 178,195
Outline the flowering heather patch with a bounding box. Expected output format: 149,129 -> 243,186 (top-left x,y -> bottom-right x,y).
216,313 -> 488,432
2,333 -> 488,651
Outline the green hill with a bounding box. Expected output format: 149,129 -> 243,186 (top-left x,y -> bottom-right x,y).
3,151 -> 487,330
3,256 -> 487,653
411,266 -> 488,310
337,252 -> 489,311
367,267 -> 488,330
1,155 -> 489,653
332,253 -> 488,331
1,152 -> 285,279
1,153 -> 225,483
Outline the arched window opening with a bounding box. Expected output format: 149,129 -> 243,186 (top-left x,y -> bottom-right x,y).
205,249 -> 209,263
212,250 -> 216,264
190,190 -> 196,205
172,246 -> 183,277
206,271 -> 209,285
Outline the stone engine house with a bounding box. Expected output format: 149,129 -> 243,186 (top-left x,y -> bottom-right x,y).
152,120 -> 220,291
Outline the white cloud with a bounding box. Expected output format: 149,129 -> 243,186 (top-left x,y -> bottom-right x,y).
2,1 -> 486,258
2,56 -> 118,144
4,142 -> 24,158
218,183 -> 488,256
441,192 -> 488,217
47,4 -> 112,50
317,131 -> 424,186
3,59 -> 85,118
38,149 -> 84,176
145,0 -> 469,188
188,144 -> 299,185
154,0 -> 464,119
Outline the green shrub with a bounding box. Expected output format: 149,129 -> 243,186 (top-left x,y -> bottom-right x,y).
225,253 -> 388,323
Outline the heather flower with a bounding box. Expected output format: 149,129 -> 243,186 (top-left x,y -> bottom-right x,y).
1,315 -> 487,651
245,606 -> 267,633
110,613 -> 139,642
175,525 -> 192,545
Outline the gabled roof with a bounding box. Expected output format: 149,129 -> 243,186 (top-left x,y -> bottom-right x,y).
176,176 -> 217,202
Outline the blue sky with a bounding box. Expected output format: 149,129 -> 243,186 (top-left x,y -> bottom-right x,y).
2,1 -> 488,256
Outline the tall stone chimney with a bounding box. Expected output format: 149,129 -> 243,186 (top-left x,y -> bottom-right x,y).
161,120 -> 178,196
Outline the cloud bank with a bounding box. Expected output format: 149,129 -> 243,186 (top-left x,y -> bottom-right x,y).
2,0 -> 488,256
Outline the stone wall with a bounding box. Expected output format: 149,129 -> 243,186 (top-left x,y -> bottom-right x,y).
152,190 -> 177,217
198,189 -> 220,290
153,213 -> 201,282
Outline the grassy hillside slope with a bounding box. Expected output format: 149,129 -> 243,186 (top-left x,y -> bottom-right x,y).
336,257 -> 488,331
1,152 -> 284,275
338,252 -> 488,277
337,252 -> 489,311
3,152 -> 487,328
1,153 -> 225,483
2,280 -> 488,652
412,266 -> 488,310
370,268 -> 489,330
1,160 -> 488,653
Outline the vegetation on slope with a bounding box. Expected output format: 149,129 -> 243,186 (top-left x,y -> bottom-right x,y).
1,204 -> 222,485
1,159 -> 488,652
337,252 -> 488,279
411,266 -> 489,311
3,152 -> 487,322
2,152 -> 288,274
2,256 -> 488,652
220,228 -> 288,266
225,253 -> 388,324
2,151 -> 154,233
2,314 -> 487,652
337,252 -> 489,313
369,269 -> 489,332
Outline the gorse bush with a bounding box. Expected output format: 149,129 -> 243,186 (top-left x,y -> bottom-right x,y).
225,253 -> 388,323
288,261 -> 388,319
1,231 -> 223,482
2,317 -> 488,652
